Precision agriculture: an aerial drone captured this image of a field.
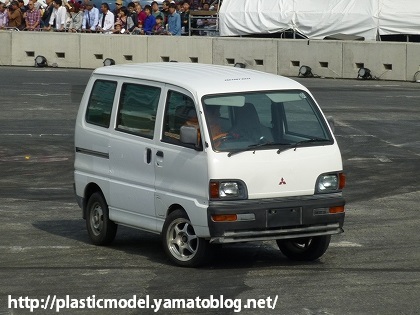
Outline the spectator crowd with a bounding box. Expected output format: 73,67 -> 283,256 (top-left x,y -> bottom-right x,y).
0,0 -> 221,35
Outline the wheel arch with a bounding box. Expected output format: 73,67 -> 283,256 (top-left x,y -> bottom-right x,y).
83,183 -> 105,219
166,203 -> 187,219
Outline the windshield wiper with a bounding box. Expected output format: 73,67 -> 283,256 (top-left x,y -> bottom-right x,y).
228,142 -> 291,157
227,138 -> 331,157
292,138 -> 331,151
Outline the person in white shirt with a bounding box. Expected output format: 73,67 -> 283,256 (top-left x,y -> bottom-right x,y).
82,0 -> 99,32
47,0 -> 67,31
96,3 -> 114,34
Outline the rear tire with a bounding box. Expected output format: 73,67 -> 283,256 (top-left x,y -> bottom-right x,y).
162,209 -> 208,267
86,192 -> 117,245
276,235 -> 331,261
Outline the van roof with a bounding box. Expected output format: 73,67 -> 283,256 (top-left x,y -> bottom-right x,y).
93,62 -> 305,96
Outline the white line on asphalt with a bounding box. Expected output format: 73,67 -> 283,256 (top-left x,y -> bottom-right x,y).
0,134 -> 72,136
23,83 -> 68,85
0,156 -> 69,162
335,135 -> 376,138
385,95 -> 420,98
353,84 -> 400,87
27,69 -> 69,72
26,187 -> 71,190
0,246 -> 72,253
22,93 -> 69,96
26,107 -> 64,111
347,157 -> 377,161
330,241 -> 363,248
375,155 -> 392,163
348,156 -> 392,163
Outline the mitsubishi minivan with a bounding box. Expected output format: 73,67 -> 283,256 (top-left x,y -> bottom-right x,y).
74,62 -> 345,267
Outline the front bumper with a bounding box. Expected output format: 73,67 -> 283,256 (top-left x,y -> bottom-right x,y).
207,193 -> 345,243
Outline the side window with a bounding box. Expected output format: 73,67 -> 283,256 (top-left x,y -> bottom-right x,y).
85,80 -> 117,128
162,90 -> 199,146
116,83 -> 161,139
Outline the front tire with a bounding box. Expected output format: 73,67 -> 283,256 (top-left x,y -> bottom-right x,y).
162,209 -> 208,267
86,192 -> 117,245
276,235 -> 331,261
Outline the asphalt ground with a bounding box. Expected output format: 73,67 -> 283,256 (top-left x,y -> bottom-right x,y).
0,66 -> 419,315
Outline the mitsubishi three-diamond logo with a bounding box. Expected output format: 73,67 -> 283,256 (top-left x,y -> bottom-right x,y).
279,177 -> 286,185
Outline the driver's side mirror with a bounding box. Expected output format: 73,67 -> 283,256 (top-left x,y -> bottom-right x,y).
180,126 -> 202,150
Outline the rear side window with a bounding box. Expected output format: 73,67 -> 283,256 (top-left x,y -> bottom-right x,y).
116,83 -> 161,139
85,80 -> 117,128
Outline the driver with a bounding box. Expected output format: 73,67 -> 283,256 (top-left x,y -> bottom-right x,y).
206,105 -> 229,148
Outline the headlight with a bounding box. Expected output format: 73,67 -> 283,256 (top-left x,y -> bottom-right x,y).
220,182 -> 239,197
316,172 -> 345,193
209,180 -> 248,200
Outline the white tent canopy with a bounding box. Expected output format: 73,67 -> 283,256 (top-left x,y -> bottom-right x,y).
219,0 -> 420,40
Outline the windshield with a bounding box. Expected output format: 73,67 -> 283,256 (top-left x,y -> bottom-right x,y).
202,90 -> 333,153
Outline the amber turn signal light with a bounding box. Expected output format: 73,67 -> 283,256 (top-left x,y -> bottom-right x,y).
329,206 -> 345,214
211,214 -> 238,222
210,182 -> 219,199
339,173 -> 346,190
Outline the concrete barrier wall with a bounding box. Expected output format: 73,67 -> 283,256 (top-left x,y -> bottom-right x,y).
278,40 -> 343,78
80,34 -> 148,68
148,36 -> 213,64
11,32 -> 81,68
343,42 -> 407,81
213,37 -> 278,74
406,43 -> 420,81
3,32 -> 420,81
0,32 -> 12,66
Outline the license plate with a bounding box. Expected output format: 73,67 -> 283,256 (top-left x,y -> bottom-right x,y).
267,207 -> 302,227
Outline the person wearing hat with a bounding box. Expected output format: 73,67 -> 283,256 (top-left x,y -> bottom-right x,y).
82,0 -> 99,31
7,1 -> 23,29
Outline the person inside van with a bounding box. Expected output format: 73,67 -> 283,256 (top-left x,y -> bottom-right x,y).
206,105 -> 229,147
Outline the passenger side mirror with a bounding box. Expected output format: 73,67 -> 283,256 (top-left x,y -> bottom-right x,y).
180,126 -> 201,150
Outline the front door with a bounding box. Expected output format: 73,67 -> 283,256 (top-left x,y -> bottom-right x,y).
154,86 -> 208,228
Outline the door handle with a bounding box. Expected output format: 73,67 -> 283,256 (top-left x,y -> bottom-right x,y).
156,150 -> 164,167
146,148 -> 152,164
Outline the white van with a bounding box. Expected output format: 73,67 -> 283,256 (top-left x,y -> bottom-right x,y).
74,63 -> 345,267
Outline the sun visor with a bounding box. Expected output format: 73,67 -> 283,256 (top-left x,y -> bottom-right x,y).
204,95 -> 245,107
266,92 -> 307,103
